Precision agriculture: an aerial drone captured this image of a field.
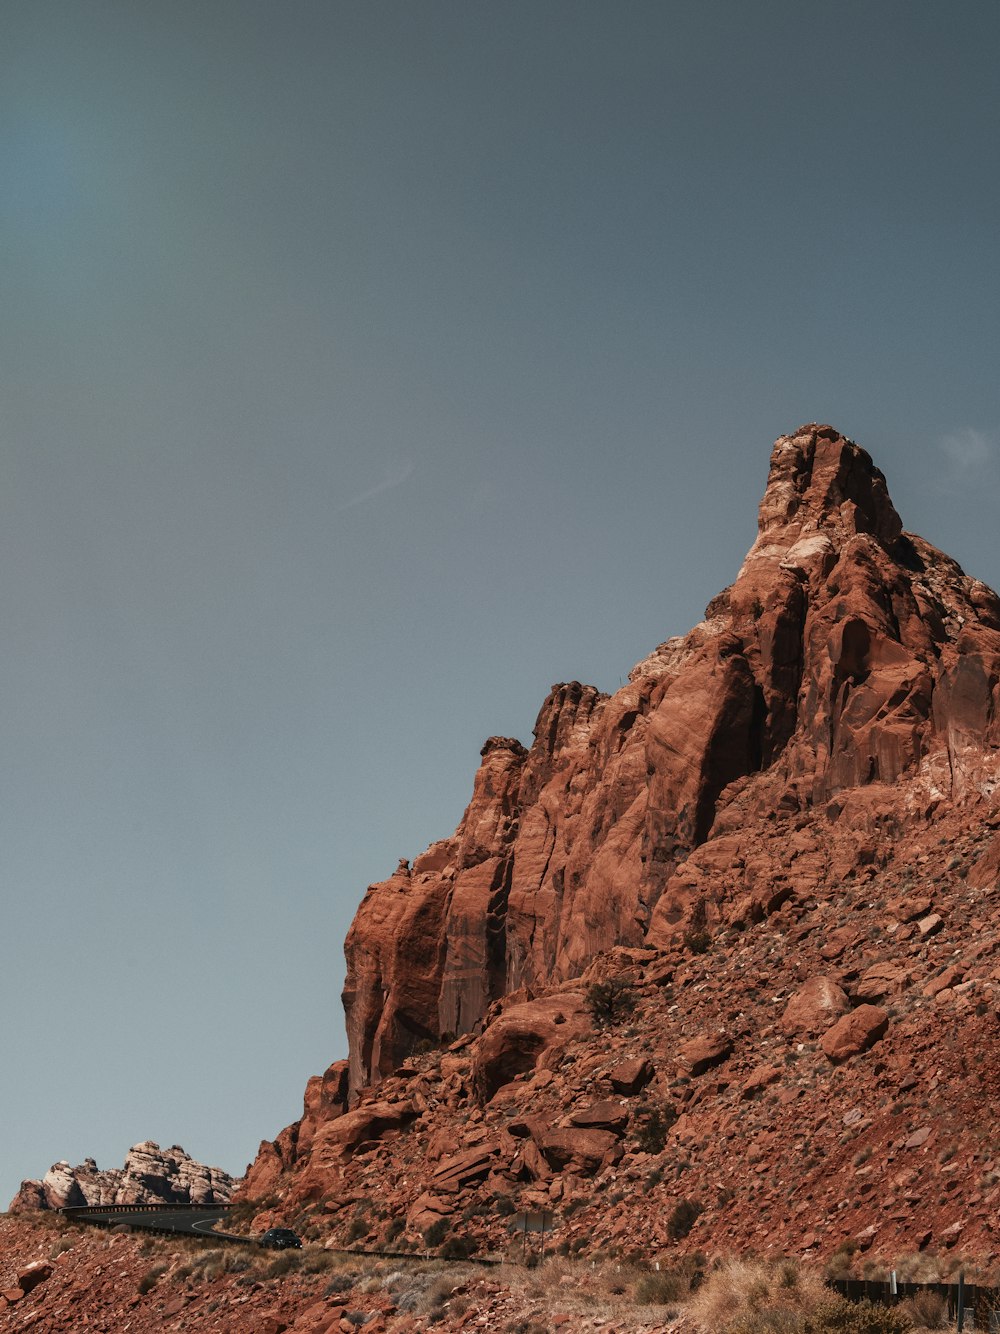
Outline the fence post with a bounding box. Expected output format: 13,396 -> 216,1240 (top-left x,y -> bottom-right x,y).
958,1270 -> 965,1333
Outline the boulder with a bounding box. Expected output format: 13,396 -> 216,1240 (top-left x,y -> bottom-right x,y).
607,1058 -> 655,1095
534,1127 -> 622,1174
821,1005 -> 890,1063
15,1262 -> 52,1296
308,1101 -> 418,1163
739,1064 -> 783,1100
853,962 -> 912,1002
429,1144 -> 497,1193
470,995 -> 590,1103
781,977 -> 851,1038
568,1101 -> 629,1134
676,1032 -> 733,1077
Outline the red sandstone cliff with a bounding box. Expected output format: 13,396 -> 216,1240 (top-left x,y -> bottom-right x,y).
341,425 -> 1000,1091
237,426 -> 1000,1267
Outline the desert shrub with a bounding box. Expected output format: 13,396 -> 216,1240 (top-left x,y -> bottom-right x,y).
667,1197 -> 702,1240
417,1273 -> 461,1316
384,1217 -> 405,1243
346,1216 -> 369,1242
324,1271 -> 358,1296
49,1236 -> 74,1259
138,1263 -> 168,1295
635,1269 -> 686,1304
423,1217 -> 449,1248
684,896 -> 712,954
263,1250 -> 301,1279
585,978 -> 637,1026
300,1249 -> 337,1275
896,1290 -> 947,1330
441,1234 -> 477,1260
725,1312 -> 810,1334
227,1253 -> 253,1275
690,1259 -> 832,1333
808,1298 -> 911,1334
824,1240 -> 858,1280
635,1102 -> 677,1154
492,1192 -> 517,1216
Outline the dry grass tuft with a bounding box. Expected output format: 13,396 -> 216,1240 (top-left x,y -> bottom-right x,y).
896,1289 -> 947,1330
689,1259 -> 831,1332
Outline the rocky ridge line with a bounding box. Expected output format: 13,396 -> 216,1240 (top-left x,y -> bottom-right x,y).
9,1141 -> 239,1211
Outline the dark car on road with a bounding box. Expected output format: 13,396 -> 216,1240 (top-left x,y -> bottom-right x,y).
260,1227 -> 302,1250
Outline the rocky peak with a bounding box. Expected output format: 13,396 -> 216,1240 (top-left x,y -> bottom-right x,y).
236,425 -> 1000,1271
332,426 -> 1000,1097
754,423 -> 902,551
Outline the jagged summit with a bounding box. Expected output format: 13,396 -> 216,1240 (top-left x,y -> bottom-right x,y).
755,424 -> 902,550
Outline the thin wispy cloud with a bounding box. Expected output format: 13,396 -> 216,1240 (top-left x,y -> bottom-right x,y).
336,460 -> 415,512
939,428 -> 995,477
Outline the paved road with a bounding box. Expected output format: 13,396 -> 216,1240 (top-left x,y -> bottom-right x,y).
63,1205 -> 239,1241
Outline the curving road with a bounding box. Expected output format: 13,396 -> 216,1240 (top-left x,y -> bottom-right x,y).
61,1204 -> 245,1242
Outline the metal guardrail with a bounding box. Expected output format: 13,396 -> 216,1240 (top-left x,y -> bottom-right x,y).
829,1275 -> 999,1331
59,1205 -> 502,1262
60,1204 -> 251,1246
62,1203 -> 226,1215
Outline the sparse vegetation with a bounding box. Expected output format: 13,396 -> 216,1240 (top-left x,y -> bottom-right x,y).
688,1261 -> 921,1334
585,978 -> 638,1026
138,1263 -> 168,1295
806,1298 -> 912,1334
634,1268 -> 687,1304
635,1102 -> 677,1154
692,1259 -> 834,1332
263,1249 -> 302,1279
683,895 -> 713,954
666,1196 -> 702,1240
896,1289 -> 947,1329
423,1217 -> 450,1248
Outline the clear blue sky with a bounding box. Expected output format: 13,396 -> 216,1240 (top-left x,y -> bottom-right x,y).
2,1 -> 997,1206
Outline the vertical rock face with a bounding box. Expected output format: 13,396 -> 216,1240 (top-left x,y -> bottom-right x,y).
341,426 -> 1000,1092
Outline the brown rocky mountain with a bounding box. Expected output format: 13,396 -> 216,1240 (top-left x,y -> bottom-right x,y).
336,425 -> 999,1095
9,1141 -> 238,1211
236,425 -> 1000,1265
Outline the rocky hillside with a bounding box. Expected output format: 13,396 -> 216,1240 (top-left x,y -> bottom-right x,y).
9,1141 -> 238,1211
238,425 -> 1000,1267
